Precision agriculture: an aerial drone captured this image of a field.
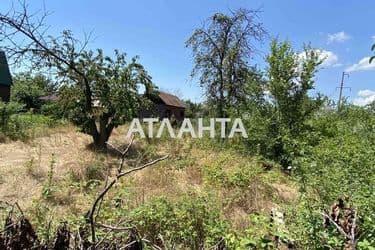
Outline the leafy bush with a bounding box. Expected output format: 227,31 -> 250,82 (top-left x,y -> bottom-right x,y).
11,72 -> 55,111
203,155 -> 261,188
0,100 -> 63,141
288,106 -> 375,248
226,214 -> 287,249
129,195 -> 229,249
0,101 -> 25,140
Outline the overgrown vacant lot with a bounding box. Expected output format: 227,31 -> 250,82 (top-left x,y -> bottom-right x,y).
0,124 -> 298,248
1,108 -> 374,249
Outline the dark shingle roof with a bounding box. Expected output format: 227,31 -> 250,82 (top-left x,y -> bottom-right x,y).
0,51 -> 12,86
159,91 -> 186,108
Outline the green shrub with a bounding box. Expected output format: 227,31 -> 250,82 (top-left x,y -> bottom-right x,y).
226,214 -> 280,249
0,101 -> 24,129
0,101 -> 63,141
129,195 -> 229,249
11,72 -> 56,111
41,155 -> 56,201
203,154 -> 262,188
289,106 -> 375,248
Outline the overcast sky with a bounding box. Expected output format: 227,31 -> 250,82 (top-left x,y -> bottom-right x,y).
2,0 -> 375,105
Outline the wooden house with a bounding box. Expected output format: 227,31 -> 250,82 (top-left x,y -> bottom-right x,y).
141,91 -> 186,121
0,51 -> 12,102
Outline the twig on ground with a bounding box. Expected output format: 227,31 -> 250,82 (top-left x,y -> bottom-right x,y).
320,212 -> 350,239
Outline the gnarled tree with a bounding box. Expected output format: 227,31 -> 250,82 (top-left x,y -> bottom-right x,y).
0,2 -> 154,148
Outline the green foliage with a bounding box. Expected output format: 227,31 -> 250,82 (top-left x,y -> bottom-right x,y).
240,40 -> 326,169
42,154 -> 56,200
203,154 -> 262,188
267,40 -> 324,134
232,67 -> 268,116
0,105 -> 61,141
226,214 -> 281,249
184,100 -> 206,118
28,201 -> 54,241
56,84 -> 90,129
55,48 -> 155,148
1,14 -> 156,148
0,101 -> 23,126
11,72 -> 55,111
0,101 -> 25,140
289,106 -> 375,248
1,5 -> 374,248
129,195 -> 229,249
39,101 -> 61,118
186,8 -> 266,117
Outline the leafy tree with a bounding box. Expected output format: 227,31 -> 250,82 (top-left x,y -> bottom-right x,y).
184,100 -> 204,118
266,40 -> 324,134
0,3 -> 154,148
11,72 -> 55,111
255,40 -> 326,167
186,8 -> 267,117
56,50 -> 153,147
232,66 -> 268,116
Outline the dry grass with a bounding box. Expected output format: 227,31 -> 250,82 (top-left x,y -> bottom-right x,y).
0,125 -> 95,208
0,124 -> 299,232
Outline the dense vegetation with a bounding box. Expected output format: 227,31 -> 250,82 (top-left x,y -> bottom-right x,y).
0,3 -> 374,250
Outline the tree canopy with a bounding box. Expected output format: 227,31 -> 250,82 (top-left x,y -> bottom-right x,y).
11,72 -> 55,111
266,40 -> 324,134
186,8 -> 267,117
0,4 -> 155,148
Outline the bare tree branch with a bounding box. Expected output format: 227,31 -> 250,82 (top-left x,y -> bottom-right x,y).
320,212 -> 350,239
95,222 -> 132,231
88,138 -> 168,243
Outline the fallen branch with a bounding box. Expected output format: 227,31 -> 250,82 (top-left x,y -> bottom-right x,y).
117,155 -> 169,178
320,197 -> 359,250
351,209 -> 357,242
94,220 -> 131,248
320,212 -> 350,239
142,238 -> 163,250
94,222 -> 133,231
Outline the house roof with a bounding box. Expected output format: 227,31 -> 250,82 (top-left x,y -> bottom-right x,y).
0,51 -> 12,86
158,91 -> 186,108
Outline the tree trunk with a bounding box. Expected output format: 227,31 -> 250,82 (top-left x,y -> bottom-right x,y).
218,67 -> 225,118
93,132 -> 110,150
92,114 -> 115,150
92,128 -> 113,150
